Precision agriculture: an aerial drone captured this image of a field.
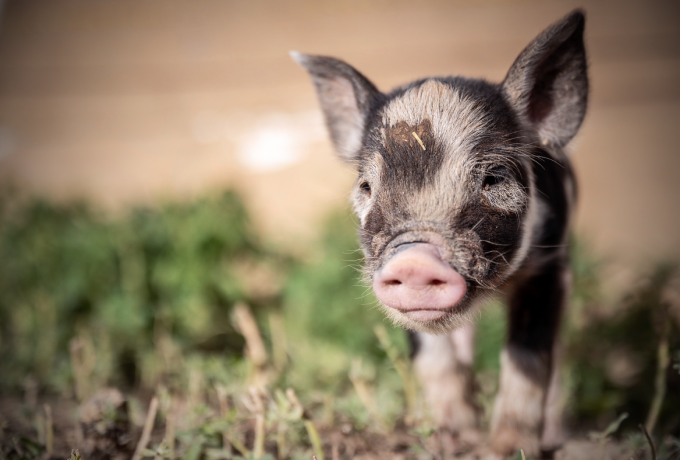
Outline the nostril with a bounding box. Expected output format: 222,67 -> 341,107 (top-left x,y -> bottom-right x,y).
385,279 -> 402,286
430,279 -> 445,286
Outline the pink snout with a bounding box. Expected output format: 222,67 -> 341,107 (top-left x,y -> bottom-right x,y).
373,243 -> 467,322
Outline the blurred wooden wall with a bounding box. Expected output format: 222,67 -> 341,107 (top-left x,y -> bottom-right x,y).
0,0 -> 678,269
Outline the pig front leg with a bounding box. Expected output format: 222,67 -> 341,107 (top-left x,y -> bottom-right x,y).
491,260 -> 568,457
412,325 -> 480,443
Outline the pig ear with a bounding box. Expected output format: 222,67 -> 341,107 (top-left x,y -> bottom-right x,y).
502,10 -> 588,148
291,52 -> 381,163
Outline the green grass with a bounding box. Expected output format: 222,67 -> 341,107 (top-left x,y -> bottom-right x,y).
0,190 -> 678,458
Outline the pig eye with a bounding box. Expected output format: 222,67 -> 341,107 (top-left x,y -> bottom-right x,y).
483,167 -> 507,190
359,181 -> 371,195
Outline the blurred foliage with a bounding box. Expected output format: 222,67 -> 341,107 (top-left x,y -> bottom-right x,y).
0,189 -> 678,458
564,257 -> 680,435
0,191 -> 289,394
281,211 -> 408,395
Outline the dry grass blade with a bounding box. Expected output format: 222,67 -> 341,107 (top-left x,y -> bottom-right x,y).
639,424 -> 657,460
216,384 -> 232,456
269,312 -> 289,371
132,396 -> 159,460
233,302 -> 271,386
287,389 -> 325,460
255,415 -> 266,459
645,284 -> 675,435
374,325 -> 418,425
304,420 -> 325,460
68,339 -> 83,400
277,424 -> 287,460
243,386 -> 267,459
69,337 -> 89,401
233,303 -> 268,366
164,396 -> 176,460
224,432 -> 251,458
645,324 -> 669,435
349,358 -> 389,433
44,404 -> 53,454
187,369 -> 204,415
253,389 -> 266,460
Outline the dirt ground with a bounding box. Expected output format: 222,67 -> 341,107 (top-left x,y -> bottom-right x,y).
0,0 -> 678,273
0,394 -> 663,460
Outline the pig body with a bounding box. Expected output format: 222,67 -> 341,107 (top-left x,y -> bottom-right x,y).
294,10 -> 587,458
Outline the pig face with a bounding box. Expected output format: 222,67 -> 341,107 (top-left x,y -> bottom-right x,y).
293,10 -> 587,334
353,79 -> 535,332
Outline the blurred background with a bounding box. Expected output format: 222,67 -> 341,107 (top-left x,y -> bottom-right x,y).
0,0 -> 678,458
0,0 -> 678,266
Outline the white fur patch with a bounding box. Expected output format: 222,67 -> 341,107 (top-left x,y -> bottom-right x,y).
491,346 -> 548,456
450,324 -> 475,366
413,331 -> 478,431
382,80 -> 489,142
541,346 -> 567,450
509,169 -> 537,274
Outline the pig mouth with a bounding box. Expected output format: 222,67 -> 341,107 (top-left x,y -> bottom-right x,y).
392,307 -> 454,322
372,232 -> 470,326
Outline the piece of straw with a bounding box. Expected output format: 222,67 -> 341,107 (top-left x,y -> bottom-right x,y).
69,338 -> 86,401
233,303 -> 268,367
251,388 -> 266,460
374,325 -> 417,425
215,385 -> 232,456
269,312 -> 289,371
639,424 -> 657,460
305,420 -> 325,460
44,404 -> 53,454
412,132 -> 426,151
164,397 -> 176,460
287,389 -> 324,460
233,303 -> 270,386
132,396 -> 159,460
349,358 -> 389,433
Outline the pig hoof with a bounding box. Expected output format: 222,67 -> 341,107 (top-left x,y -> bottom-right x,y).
491,425 -> 540,459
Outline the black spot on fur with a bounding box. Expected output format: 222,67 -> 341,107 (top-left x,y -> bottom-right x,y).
531,148 -> 574,253
407,330 -> 421,359
507,259 -> 568,381
380,119 -> 445,190
361,204 -> 385,257
454,202 -> 523,281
